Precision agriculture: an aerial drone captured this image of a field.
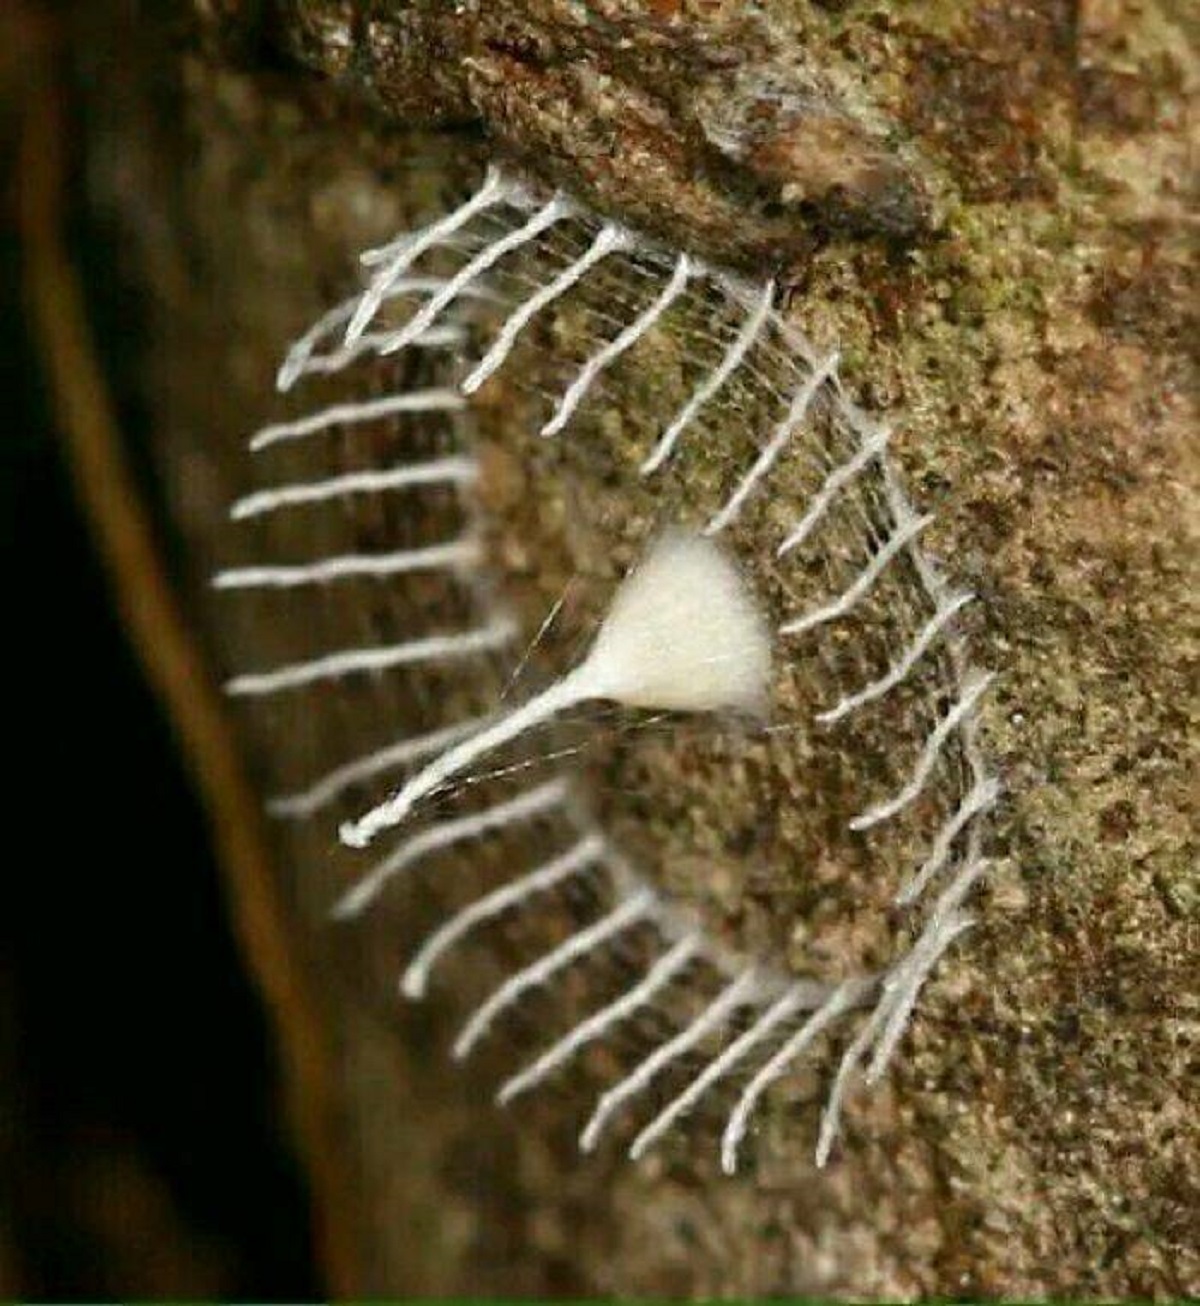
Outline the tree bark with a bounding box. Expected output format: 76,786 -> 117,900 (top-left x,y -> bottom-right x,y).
31,0 -> 1196,1297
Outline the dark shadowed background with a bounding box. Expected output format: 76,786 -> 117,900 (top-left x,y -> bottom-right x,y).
1,3 -> 317,1294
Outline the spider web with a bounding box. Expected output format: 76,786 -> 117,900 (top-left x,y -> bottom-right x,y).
216,164 -> 998,1172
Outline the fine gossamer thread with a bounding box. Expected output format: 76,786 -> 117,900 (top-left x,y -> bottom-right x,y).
218,164 -> 1000,1173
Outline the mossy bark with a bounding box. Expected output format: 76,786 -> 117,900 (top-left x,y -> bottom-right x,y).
44,0 -> 1196,1296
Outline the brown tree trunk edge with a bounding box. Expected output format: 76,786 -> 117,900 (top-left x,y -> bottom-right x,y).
17,27 -> 363,1295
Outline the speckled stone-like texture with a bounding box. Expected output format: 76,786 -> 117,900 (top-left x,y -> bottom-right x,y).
73,0 -> 1196,1297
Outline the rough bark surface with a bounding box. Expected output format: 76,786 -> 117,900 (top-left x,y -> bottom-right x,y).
50,0 -> 1196,1297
